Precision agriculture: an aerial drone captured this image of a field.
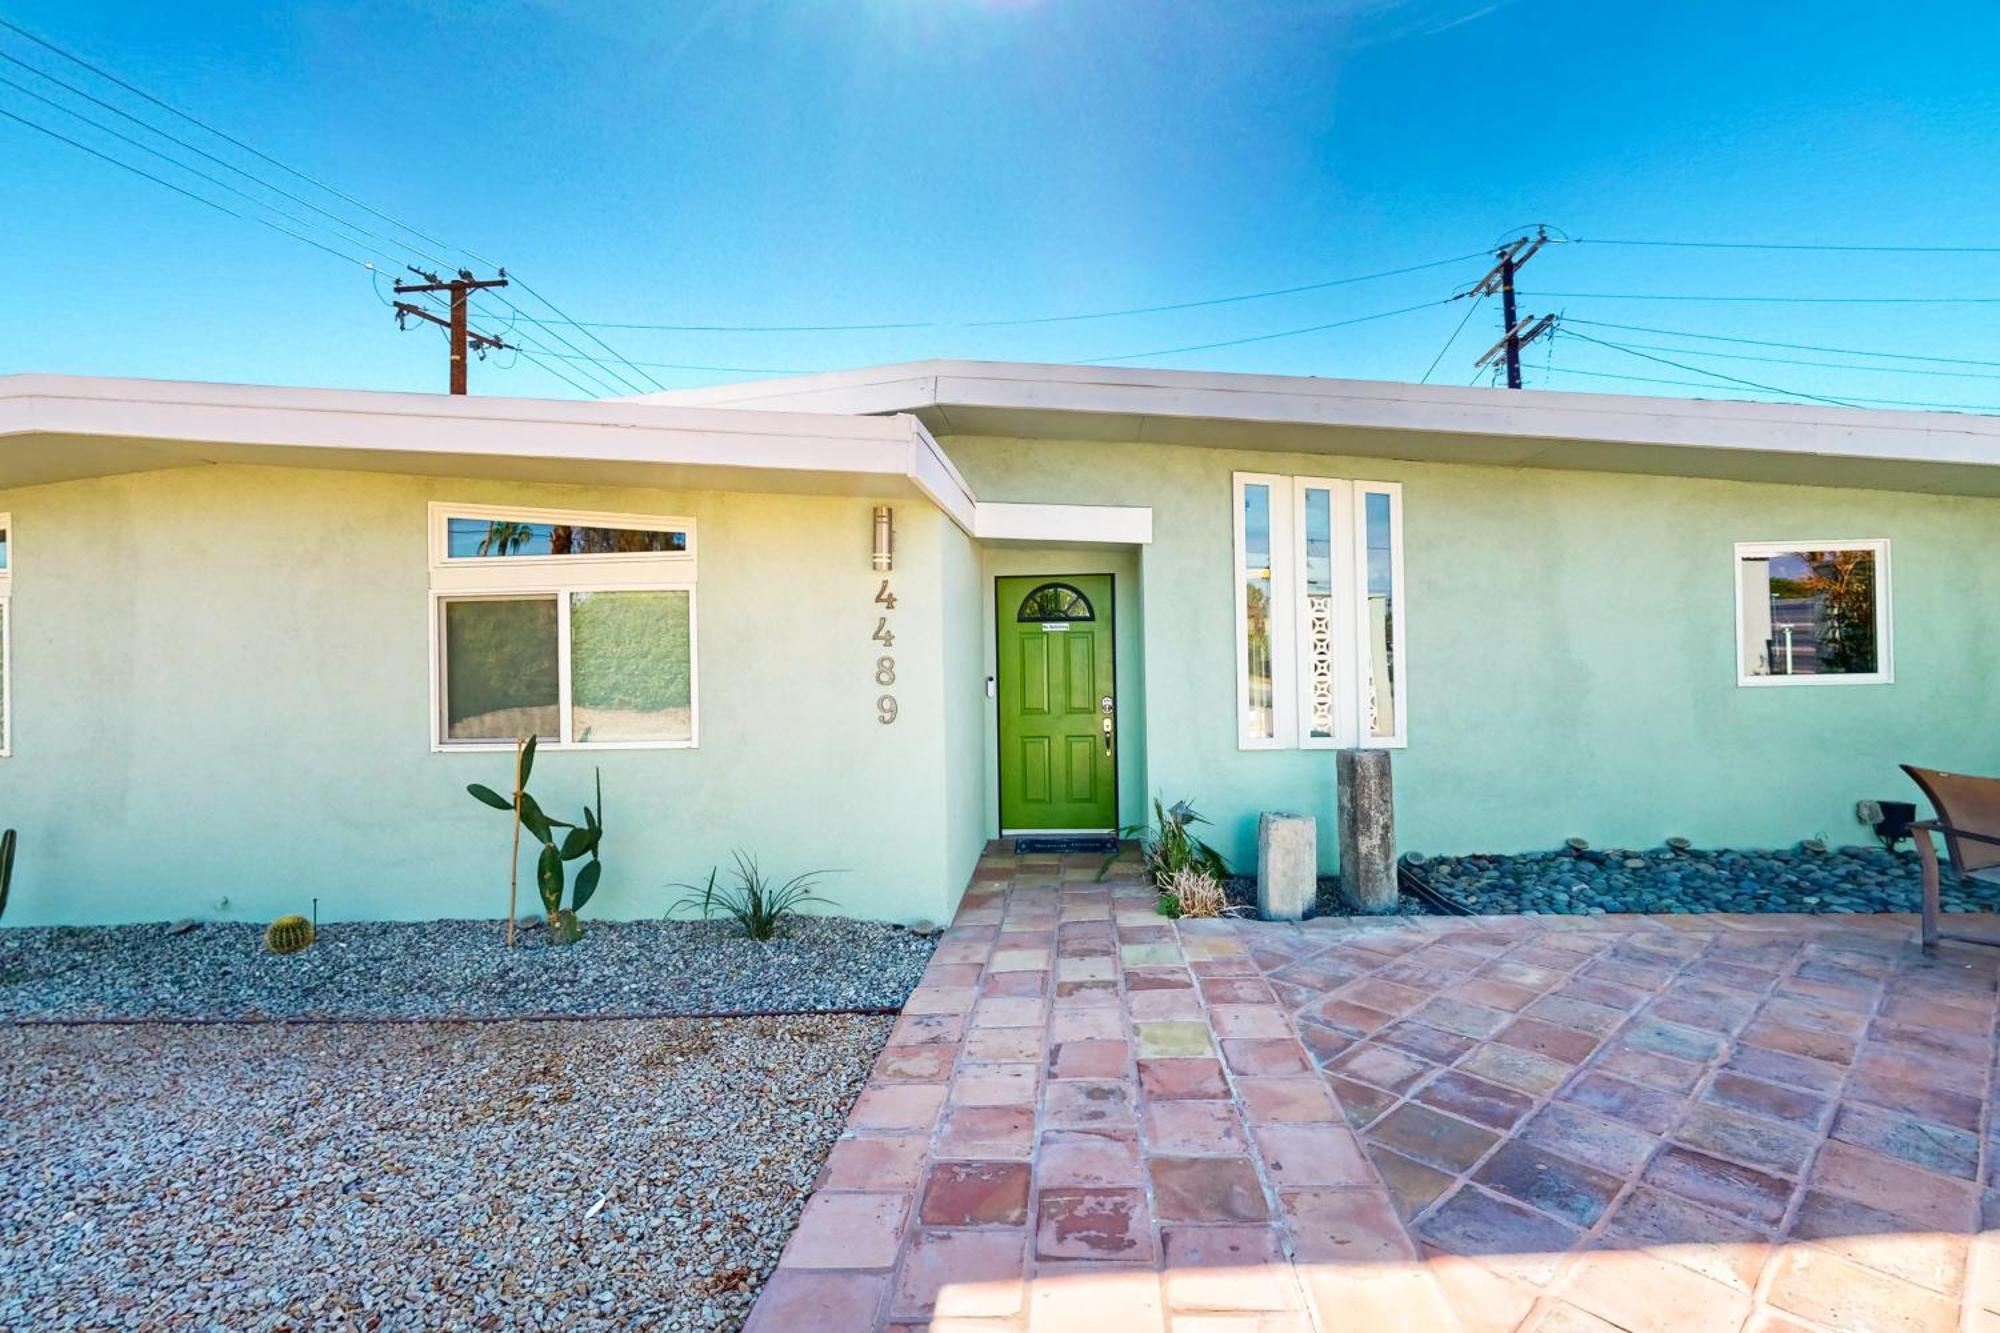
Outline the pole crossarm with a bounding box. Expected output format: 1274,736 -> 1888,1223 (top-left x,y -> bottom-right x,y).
390,267 -> 511,392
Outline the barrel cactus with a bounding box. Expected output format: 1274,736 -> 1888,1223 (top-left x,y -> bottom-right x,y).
264,914 -> 315,954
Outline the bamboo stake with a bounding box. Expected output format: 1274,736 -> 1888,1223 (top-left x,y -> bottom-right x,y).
507,734 -> 525,948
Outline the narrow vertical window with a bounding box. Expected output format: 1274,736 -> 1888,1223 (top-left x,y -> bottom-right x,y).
1295,481 -> 1352,747
1358,484 -> 1405,745
1234,475 -> 1294,748
1241,482 -> 1275,741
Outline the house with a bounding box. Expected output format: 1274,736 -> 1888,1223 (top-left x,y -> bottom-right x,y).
1,362 -> 1997,927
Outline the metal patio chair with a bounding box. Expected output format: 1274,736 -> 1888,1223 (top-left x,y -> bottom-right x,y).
1903,764 -> 2000,952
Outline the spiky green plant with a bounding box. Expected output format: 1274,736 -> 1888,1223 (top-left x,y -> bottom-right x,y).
264,914 -> 314,954
0,828 -> 14,921
669,853 -> 835,941
1100,797 -> 1230,887
468,741 -> 605,946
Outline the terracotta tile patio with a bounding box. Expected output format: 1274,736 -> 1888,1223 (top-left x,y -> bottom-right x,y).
749,846 -> 2000,1331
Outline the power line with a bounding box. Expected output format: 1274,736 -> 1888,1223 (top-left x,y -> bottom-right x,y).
1564,318 -> 2000,370
1560,329 -> 1855,407
498,251 -> 1491,335
504,272 -> 668,393
1544,365 -> 2000,415
512,349 -> 812,375
0,104 -> 374,269
0,17 -> 660,399
1582,339 -> 2000,383
1578,236 -> 2000,255
960,252 -> 1490,328
1420,294 -> 1482,384
1540,289 -> 2000,306
1086,299 -> 1450,364
0,49 -> 453,272
0,16 -> 459,260
0,71 -> 413,271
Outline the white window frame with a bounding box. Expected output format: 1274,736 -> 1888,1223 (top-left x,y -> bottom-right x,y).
0,510 -> 14,758
1733,538 -> 1892,688
1355,482 -> 1407,747
1294,478 -> 1356,752
1233,473 -> 1295,751
1233,476 -> 1406,751
428,503 -> 698,751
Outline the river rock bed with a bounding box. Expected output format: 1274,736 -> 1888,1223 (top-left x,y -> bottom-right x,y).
1407,842 -> 1994,916
0,915 -> 935,1022
1,1014 -> 889,1330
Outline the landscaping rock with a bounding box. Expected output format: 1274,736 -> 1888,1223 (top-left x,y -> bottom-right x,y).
1256,811 -> 1316,921
1406,842 -> 1998,917
1336,748 -> 1397,912
0,1013 -> 889,1329
0,916 -> 935,1022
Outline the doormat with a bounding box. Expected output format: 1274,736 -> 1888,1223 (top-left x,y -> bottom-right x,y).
1013,835 -> 1120,856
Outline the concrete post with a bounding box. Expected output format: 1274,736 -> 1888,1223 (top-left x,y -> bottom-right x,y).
1337,749 -> 1397,913
1256,812 -> 1317,921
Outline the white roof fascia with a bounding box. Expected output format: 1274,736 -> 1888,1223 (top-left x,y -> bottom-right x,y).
632,359 -> 2000,476
0,374 -> 977,532
973,502 -> 1152,545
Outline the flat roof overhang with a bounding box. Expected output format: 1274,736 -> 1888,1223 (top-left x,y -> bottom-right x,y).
0,374 -> 979,528
638,360 -> 2000,499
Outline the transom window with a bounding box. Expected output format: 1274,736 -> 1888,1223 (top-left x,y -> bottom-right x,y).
1232,475 -> 1404,750
1016,583 -> 1096,623
429,503 -> 697,749
1735,540 -> 1891,686
445,515 -> 687,560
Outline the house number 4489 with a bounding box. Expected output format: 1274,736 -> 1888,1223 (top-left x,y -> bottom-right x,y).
874,579 -> 898,724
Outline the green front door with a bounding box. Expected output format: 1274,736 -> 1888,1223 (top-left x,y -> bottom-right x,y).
997,574 -> 1117,831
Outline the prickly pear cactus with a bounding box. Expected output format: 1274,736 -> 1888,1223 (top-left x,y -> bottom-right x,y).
264,914 -> 315,955
548,909 -> 584,946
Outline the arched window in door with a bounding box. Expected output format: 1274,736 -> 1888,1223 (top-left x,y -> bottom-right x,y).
1016,582 -> 1096,623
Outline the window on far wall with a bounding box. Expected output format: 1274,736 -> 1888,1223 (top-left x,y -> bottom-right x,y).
1232,475 -> 1404,750
430,503 -> 697,748
1735,539 -> 1891,686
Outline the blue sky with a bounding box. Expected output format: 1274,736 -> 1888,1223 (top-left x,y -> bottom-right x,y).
5,0 -> 2000,407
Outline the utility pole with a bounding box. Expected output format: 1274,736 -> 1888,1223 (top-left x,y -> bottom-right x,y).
1461,229 -> 1555,388
392,267 -> 512,394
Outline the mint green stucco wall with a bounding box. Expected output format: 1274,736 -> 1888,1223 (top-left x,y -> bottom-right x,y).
939,521 -> 989,921
941,434 -> 2000,874
0,463 -> 966,927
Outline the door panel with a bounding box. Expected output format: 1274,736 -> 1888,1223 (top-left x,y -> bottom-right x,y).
997,574 -> 1116,831
1018,637 -> 1050,714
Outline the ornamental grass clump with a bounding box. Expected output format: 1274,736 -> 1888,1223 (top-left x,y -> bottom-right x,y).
1102,798 -> 1232,918
670,852 -> 836,942
1159,866 -> 1232,920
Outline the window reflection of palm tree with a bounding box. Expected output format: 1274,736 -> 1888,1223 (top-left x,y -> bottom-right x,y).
477,521 -> 536,556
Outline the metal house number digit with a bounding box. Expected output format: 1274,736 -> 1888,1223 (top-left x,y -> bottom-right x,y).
874,579 -> 898,723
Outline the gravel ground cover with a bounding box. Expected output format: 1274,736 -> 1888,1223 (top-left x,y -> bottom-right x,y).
1410,841 -> 2000,915
0,916 -> 934,1021
1221,874 -> 1432,918
1,1014 -> 891,1330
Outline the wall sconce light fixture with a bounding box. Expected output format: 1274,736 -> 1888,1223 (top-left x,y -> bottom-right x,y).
872,505 -> 894,572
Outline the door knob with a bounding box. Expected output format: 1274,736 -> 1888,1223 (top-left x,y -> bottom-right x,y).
1102,716 -> 1114,755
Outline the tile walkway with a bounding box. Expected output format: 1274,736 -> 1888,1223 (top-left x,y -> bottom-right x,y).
749,846 -> 2000,1331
